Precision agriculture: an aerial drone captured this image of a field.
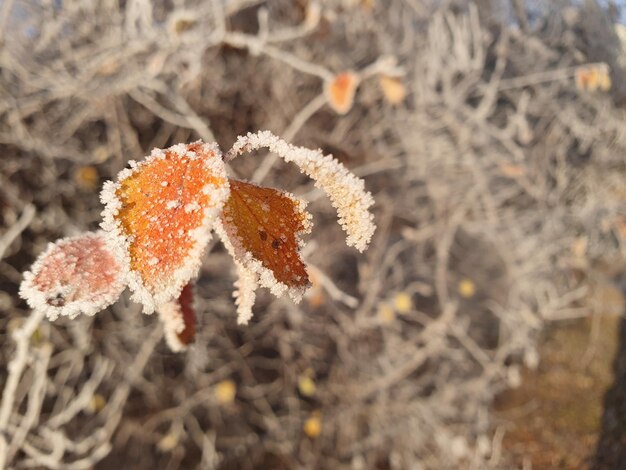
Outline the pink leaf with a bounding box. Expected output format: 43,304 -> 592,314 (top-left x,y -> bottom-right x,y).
20,231 -> 125,320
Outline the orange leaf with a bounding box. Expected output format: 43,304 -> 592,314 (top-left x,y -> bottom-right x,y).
575,65 -> 611,92
379,75 -> 406,104
325,71 -> 359,115
101,141 -> 229,312
20,231 -> 125,320
219,179 -> 311,298
575,67 -> 599,91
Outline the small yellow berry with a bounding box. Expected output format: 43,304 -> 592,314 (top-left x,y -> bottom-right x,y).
298,375 -> 317,397
215,380 -> 237,405
393,292 -> 412,314
458,279 -> 476,298
74,166 -> 99,191
157,432 -> 179,452
87,393 -> 107,414
304,412 -> 322,438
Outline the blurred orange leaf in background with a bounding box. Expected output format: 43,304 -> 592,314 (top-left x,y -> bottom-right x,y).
379,75 -> 406,104
575,65 -> 611,92
326,71 -> 359,114
377,302 -> 396,323
393,291 -> 412,314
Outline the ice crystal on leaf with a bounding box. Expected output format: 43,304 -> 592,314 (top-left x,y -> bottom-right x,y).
21,131 -> 375,347
20,231 -> 125,320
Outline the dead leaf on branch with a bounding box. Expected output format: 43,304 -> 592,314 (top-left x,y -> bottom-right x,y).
220,179 -> 311,292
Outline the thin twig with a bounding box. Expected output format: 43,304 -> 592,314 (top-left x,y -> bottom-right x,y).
0,204 -> 35,260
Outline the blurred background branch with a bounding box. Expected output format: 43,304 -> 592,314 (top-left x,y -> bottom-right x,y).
0,0 -> 625,468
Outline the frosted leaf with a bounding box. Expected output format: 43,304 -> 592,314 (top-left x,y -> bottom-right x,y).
100,141 -> 230,313
226,131 -> 375,251
219,179 -> 311,304
157,283 -> 196,352
19,231 -> 125,320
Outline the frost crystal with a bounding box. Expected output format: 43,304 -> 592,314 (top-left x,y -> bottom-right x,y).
20,231 -> 125,320
233,260 -> 258,325
216,220 -> 259,325
227,131 -> 375,251
157,300 -> 186,351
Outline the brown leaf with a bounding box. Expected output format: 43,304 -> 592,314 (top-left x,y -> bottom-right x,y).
220,179 -> 311,292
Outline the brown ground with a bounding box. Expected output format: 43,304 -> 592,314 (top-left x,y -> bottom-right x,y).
495,282 -> 625,469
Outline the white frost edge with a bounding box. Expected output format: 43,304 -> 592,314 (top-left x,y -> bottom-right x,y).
100,141 -> 230,314
19,231 -> 125,321
226,131 -> 375,252
233,260 -> 258,326
157,300 -> 187,352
